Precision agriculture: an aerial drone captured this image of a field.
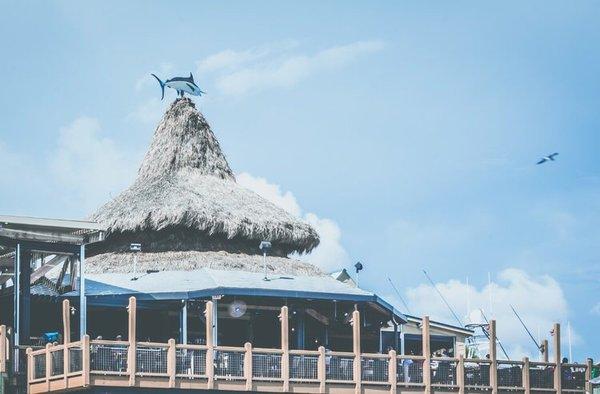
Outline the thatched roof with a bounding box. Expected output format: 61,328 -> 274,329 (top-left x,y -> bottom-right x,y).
82,251 -> 324,277
91,98 -> 319,256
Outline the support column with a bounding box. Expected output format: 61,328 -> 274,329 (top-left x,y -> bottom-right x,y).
422,316 -> 431,394
522,357 -> 530,394
388,349 -> 397,394
180,300 -> 188,344
351,310 -> 361,394
62,300 -> 71,387
127,296 -> 137,387
212,298 -> 218,346
457,354 -> 465,394
79,245 -> 87,339
244,342 -> 252,391
12,244 -> 20,374
167,338 -> 176,388
280,306 -> 290,392
82,334 -> 90,386
489,320 -> 498,394
552,323 -> 561,393
205,301 -> 215,389
318,346 -> 326,393
20,250 -> 32,347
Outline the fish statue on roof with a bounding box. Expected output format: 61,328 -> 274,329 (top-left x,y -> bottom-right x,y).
151,72 -> 205,100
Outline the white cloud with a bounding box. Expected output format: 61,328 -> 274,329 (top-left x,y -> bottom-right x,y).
404,268 -> 575,359
237,172 -> 350,271
197,40 -> 385,97
127,98 -> 167,125
50,117 -> 137,212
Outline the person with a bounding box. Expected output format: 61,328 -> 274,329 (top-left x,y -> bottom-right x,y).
562,357 -> 573,385
403,353 -> 414,383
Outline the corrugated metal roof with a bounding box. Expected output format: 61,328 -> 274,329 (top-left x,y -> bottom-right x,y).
58,268 -> 406,321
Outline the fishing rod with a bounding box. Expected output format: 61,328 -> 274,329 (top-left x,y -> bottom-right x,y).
510,304 -> 543,352
479,308 -> 510,359
422,270 -> 464,328
387,277 -> 412,314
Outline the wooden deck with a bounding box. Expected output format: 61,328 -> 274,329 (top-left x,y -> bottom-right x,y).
11,298 -> 594,394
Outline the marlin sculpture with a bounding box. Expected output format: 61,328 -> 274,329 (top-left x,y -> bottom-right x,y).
151,72 -> 205,100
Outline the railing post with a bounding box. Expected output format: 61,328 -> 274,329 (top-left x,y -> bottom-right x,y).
541,339 -> 549,362
318,346 -> 326,394
63,299 -> 71,386
244,342 -> 252,391
388,349 -> 397,394
45,343 -> 52,392
422,316 -> 431,394
280,306 -> 290,392
585,358 -> 593,394
205,301 -> 215,389
82,334 -> 90,386
552,323 -> 561,393
26,348 -> 33,386
351,310 -> 361,394
0,325 -> 6,373
489,320 -> 498,394
522,357 -> 530,394
168,338 -> 176,388
127,296 -> 137,387
457,354 -> 465,394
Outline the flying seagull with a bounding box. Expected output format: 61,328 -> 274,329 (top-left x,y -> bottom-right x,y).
151,72 -> 205,100
537,152 -> 559,165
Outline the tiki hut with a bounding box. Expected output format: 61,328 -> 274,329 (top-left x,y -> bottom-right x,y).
13,98 -> 404,352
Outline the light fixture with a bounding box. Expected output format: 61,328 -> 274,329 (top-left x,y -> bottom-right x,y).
259,241 -> 272,281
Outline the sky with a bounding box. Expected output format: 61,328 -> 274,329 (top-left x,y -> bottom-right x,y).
0,1 -> 598,361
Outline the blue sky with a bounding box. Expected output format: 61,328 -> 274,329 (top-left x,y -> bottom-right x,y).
1,1 -> 598,360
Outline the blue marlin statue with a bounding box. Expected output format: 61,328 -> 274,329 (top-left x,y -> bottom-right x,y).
151,72 -> 205,100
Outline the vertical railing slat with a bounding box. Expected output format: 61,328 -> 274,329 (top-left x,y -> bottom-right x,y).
422,316 -> 431,394
244,342 -> 252,391
168,338 -> 176,388
318,346 -> 326,393
388,350 -> 397,394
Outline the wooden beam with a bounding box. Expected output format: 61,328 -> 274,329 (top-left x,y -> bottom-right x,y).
127,297 -> 137,387
280,306 -> 289,391
489,320 -> 498,394
352,310 -> 361,394
422,316 -> 431,394
552,323 -> 561,393
205,301 -> 215,390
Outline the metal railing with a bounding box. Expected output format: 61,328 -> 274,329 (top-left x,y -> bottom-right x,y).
50,349 -> 64,376
361,355 -> 388,383
397,356 -> 425,385
326,353 -> 354,382
136,344 -> 168,375
497,360 -> 523,388
562,363 -> 587,391
252,351 -> 282,380
529,362 -> 554,389
69,346 -> 83,373
289,353 -> 318,381
430,357 -> 458,387
175,346 -> 207,377
464,359 -> 491,388
90,342 -> 128,374
214,348 -> 244,379
33,352 -> 46,380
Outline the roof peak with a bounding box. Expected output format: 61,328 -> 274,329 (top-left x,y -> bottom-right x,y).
137,98 -> 234,182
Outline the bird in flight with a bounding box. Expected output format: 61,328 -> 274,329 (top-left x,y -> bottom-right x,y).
537,152 -> 559,165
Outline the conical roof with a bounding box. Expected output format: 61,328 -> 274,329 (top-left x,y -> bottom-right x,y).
90,98 -> 319,256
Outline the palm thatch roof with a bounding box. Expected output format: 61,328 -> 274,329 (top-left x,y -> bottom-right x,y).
90,98 -> 319,257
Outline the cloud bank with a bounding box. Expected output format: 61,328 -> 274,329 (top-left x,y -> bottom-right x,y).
197,40 -> 385,96
237,172 -> 349,272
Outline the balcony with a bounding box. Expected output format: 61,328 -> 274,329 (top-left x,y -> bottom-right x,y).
9,297 -> 594,393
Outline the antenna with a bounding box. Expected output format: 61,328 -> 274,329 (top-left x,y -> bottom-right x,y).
479,308 -> 510,359
568,321 -> 573,362
422,270 -> 463,327
354,262 -> 363,288
387,277 -> 412,314
488,272 -> 493,319
466,276 -> 471,324
509,304 -> 543,354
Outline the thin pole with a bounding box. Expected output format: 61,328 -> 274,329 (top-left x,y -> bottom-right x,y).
387,277 -> 411,314
567,321 -> 572,362
488,272 -> 493,319
79,244 -> 86,339
263,251 -> 267,281
423,270 -> 463,327
466,276 -> 471,324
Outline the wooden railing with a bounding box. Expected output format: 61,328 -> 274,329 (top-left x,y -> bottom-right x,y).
18,297 -> 596,394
